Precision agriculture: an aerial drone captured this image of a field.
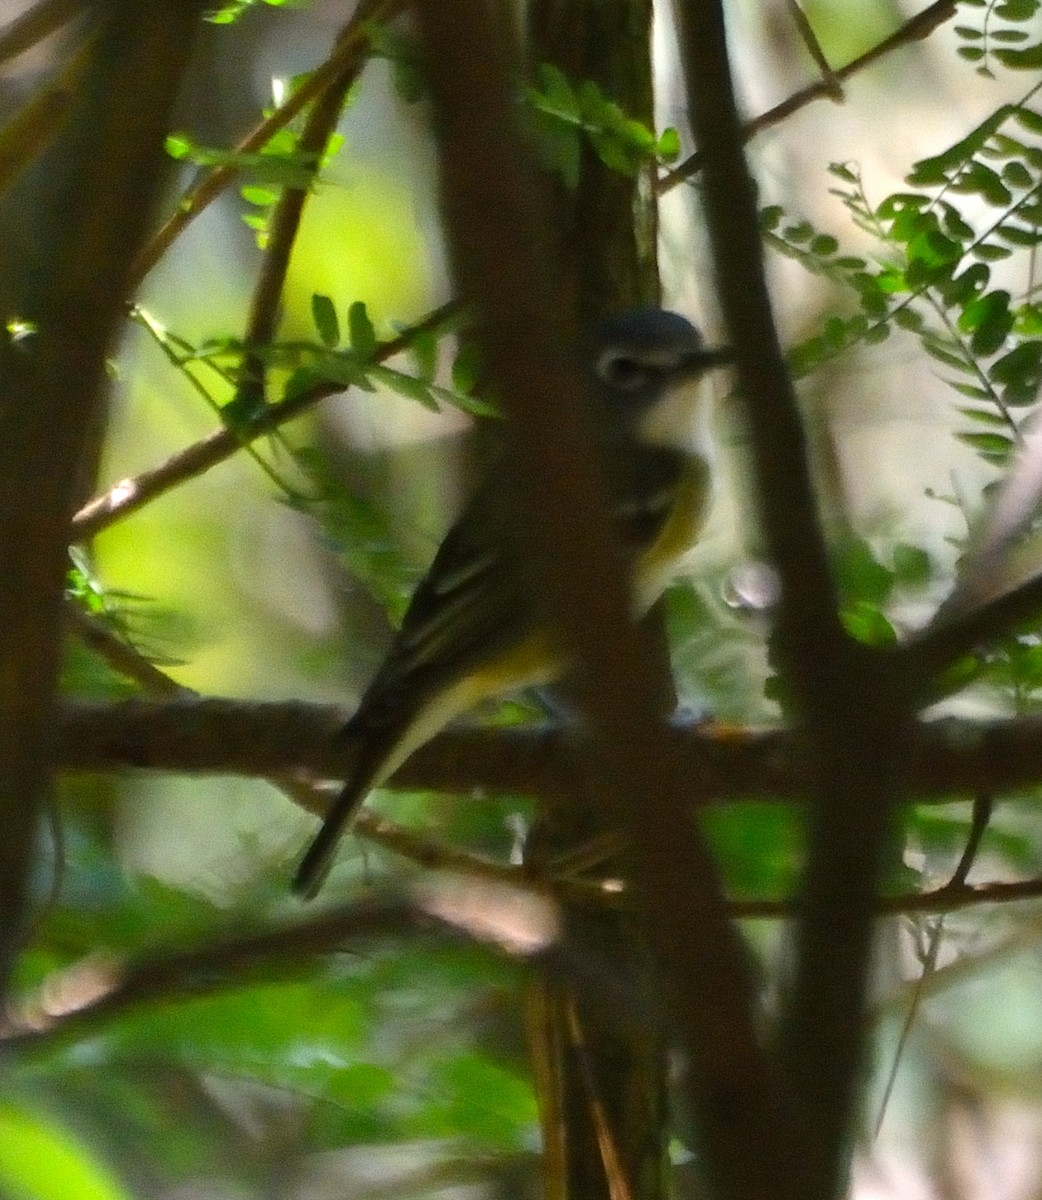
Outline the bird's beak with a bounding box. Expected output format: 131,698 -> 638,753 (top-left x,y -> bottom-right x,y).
683,345 -> 734,376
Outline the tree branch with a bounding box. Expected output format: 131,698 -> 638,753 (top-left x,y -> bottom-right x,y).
0,0 -> 85,68
52,697 -> 1042,804
674,3 -> 913,1195
0,0 -> 205,1001
658,0 -> 957,194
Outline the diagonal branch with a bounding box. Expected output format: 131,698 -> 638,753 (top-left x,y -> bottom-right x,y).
0,0 -> 85,68
659,0 -> 957,193
238,0 -> 384,398
69,300 -> 459,540
128,0 -> 405,291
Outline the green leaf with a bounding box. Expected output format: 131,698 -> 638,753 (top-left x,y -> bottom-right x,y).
922,339 -> 973,371
304,349 -> 374,391
989,339 -> 1042,383
893,307 -> 925,331
995,0 -> 1039,20
1002,160 -> 1035,188
957,430 -> 1015,456
908,106 -> 1018,187
841,601 -> 897,646
892,543 -> 932,587
311,293 -> 340,349
536,62 -> 580,119
835,536 -> 894,606
782,220 -> 814,243
938,262 -> 990,306
828,162 -> 860,184
995,42 -> 1042,68
996,222 -> 1042,245
424,1053 -> 538,1150
240,183 -> 278,207
940,205 -> 975,242
971,241 -> 1013,261
410,329 -> 439,382
452,339 -> 483,394
0,1103 -> 133,1200
1015,108 -> 1042,134
960,289 -> 1013,354
656,126 -> 680,161
347,300 -> 377,359
957,405 -> 1008,423
370,364 -> 440,411
809,233 -> 839,255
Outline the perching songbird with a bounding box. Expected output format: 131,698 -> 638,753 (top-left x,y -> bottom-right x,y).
293,308 -> 730,898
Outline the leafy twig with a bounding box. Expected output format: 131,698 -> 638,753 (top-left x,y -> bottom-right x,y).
128,0 -> 405,290
63,599 -> 192,699
238,1 -> 381,400
70,300 -> 460,540
0,897 -> 438,1051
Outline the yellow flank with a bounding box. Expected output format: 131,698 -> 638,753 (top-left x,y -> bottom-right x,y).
372,630 -> 560,788
633,457 -> 710,611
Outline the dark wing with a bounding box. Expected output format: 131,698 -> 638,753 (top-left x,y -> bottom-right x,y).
293,477 -> 534,898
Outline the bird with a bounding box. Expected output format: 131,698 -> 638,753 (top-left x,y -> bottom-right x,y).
292,308 -> 730,898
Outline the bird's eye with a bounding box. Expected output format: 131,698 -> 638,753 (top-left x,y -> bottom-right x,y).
597,353 -> 649,389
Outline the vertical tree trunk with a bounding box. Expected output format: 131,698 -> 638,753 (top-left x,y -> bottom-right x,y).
528,0 -> 659,324
523,5 -> 670,1199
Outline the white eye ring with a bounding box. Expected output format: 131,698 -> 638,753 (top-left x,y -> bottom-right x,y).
597,352 -> 649,389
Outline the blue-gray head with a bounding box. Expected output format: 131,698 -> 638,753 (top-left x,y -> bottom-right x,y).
584,308 -> 731,442
588,308 -> 728,393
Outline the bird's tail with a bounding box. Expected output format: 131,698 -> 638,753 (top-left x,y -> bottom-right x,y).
291,718 -> 398,900
291,777 -> 371,900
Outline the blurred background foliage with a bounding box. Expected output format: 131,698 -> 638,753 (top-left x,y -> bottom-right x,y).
7,0 -> 1042,1197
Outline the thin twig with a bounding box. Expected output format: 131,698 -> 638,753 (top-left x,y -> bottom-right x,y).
0,0 -> 84,67
658,0 -> 957,193
63,599 -> 192,698
784,0 -> 842,102
903,568 -> 1042,689
731,874 -> 1042,920
0,897 -> 434,1050
0,25 -> 95,196
6,840 -> 1038,1064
